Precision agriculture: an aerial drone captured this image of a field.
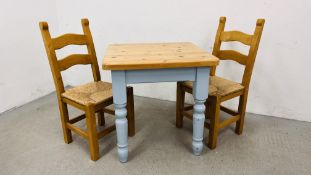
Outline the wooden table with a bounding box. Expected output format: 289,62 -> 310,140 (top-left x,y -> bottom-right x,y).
103,42 -> 219,162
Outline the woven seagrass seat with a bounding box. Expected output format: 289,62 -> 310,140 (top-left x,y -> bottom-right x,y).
182,76 -> 244,97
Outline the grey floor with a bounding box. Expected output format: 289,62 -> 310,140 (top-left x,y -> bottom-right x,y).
0,93 -> 310,175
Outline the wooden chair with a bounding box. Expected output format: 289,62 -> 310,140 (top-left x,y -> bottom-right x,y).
39,19 -> 135,161
176,17 -> 265,149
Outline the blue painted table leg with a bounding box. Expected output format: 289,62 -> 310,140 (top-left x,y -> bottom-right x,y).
192,67 -> 210,155
111,71 -> 128,163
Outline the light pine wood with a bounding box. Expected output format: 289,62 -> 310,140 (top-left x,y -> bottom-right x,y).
217,50 -> 248,65
220,31 -> 253,45
98,125 -> 116,139
59,101 -> 72,143
85,103 -> 99,160
220,105 -> 238,116
176,17 -> 265,149
66,123 -> 88,139
81,18 -> 101,82
97,109 -> 106,126
176,82 -> 185,128
207,96 -> 220,149
39,19 -> 135,161
103,108 -> 115,115
58,54 -> 92,71
69,114 -> 86,124
103,42 -> 219,70
235,94 -> 248,134
52,33 -> 87,50
126,87 -> 135,137
210,17 -> 226,76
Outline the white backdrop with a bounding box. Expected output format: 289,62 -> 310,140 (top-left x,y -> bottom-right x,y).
0,0 -> 59,113
1,0 -> 310,122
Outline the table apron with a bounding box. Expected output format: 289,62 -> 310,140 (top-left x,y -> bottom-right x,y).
123,67 -> 197,84
110,66 -> 210,162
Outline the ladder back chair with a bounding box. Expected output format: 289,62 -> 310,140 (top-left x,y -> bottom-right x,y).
39,19 -> 135,161
176,17 -> 265,149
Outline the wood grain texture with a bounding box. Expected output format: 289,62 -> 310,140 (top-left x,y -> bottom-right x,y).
176,16 -> 265,149
85,103 -> 99,161
220,31 -> 253,45
58,54 -> 92,71
217,50 -> 248,65
39,19 -> 136,161
176,82 -> 185,128
52,34 -> 87,50
81,18 -> 101,82
126,87 -> 135,137
97,109 -> 106,126
103,42 -> 219,70
207,96 -> 221,149
211,17 -> 226,76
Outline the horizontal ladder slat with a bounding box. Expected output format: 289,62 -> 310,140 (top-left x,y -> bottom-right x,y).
220,105 -> 238,116
184,105 -> 193,111
62,97 -> 85,110
58,54 -> 92,71
183,111 -> 193,119
204,121 -> 210,129
220,90 -> 244,102
66,123 -> 88,139
69,114 -> 86,124
217,50 -> 248,65
98,125 -> 116,139
52,34 -> 87,49
103,108 -> 115,115
219,115 -> 240,129
220,31 -> 253,45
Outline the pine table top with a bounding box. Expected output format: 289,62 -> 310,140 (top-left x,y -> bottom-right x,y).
103,42 -> 219,70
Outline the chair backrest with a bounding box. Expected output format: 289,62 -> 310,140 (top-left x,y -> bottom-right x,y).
39,19 -> 101,96
211,17 -> 265,89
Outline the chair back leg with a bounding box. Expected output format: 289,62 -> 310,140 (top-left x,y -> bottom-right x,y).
235,94 -> 248,135
205,99 -> 212,120
97,109 -> 106,126
126,86 -> 135,137
176,82 -> 185,128
59,101 -> 73,144
208,96 -> 221,149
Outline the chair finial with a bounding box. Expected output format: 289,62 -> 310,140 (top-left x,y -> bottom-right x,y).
39,22 -> 49,30
219,16 -> 226,23
81,18 -> 89,26
256,19 -> 265,26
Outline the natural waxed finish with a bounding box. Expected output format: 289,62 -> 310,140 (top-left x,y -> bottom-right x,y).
104,42 -> 216,162
176,17 -> 265,149
62,81 -> 113,105
182,76 -> 244,97
103,42 -> 219,70
103,41 -> 218,162
39,19 -> 135,161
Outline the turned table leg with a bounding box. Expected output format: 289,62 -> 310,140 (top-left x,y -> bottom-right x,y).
192,67 -> 210,155
111,71 -> 128,163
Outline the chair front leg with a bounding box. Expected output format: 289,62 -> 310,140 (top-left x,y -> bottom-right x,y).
126,86 -> 135,137
235,94 -> 248,135
176,82 -> 185,128
59,100 -> 72,144
85,103 -> 100,161
208,96 -> 221,149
